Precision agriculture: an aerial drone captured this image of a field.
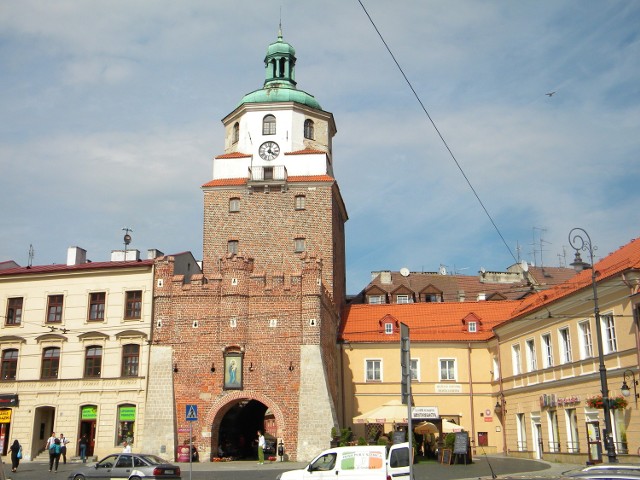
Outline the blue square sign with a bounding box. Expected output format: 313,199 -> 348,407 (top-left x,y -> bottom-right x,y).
186,404 -> 198,422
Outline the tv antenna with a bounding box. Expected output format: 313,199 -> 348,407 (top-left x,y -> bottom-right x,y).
28,244 -> 35,267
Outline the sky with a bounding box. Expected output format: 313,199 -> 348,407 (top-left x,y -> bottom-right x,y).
1,1 -> 639,294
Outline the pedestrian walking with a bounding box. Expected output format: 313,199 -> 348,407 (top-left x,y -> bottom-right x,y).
49,437 -> 61,472
79,434 -> 89,463
59,433 -> 70,464
45,431 -> 56,450
257,430 -> 265,464
9,439 -> 22,472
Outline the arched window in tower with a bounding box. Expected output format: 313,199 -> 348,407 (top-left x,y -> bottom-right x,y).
263,115 -> 276,135
278,58 -> 286,77
304,119 -> 314,140
232,122 -> 239,144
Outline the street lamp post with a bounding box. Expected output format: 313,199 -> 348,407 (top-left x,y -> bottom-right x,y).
568,228 -> 617,463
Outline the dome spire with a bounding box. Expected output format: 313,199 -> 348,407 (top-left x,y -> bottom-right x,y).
264,26 -> 296,89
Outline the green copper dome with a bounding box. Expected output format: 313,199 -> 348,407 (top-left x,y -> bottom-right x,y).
238,29 -> 322,110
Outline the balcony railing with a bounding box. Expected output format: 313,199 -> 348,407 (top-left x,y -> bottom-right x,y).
248,165 -> 288,183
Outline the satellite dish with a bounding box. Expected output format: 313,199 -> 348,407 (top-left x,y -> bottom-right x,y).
400,267 -> 410,277
480,267 -> 486,274
521,260 -> 529,272
439,265 -> 447,275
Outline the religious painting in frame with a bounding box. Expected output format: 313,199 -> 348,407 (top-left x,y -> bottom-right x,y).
224,352 -> 243,390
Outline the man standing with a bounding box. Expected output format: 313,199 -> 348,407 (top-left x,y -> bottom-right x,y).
257,431 -> 265,464
122,441 -> 132,453
59,433 -> 70,464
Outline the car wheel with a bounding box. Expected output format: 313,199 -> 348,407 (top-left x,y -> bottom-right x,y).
73,475 -> 86,480
129,477 -> 141,480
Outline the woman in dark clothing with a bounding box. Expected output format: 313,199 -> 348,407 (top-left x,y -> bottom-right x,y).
9,439 -> 21,472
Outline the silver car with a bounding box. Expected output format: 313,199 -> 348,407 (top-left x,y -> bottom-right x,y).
67,453 -> 181,480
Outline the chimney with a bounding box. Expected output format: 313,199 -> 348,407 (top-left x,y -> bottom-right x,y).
147,249 -> 164,259
380,271 -> 392,284
111,249 -> 141,261
67,247 -> 87,266
458,290 -> 466,302
477,293 -> 486,301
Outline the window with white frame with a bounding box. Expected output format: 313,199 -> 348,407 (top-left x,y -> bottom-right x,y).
578,320 -> 593,359
439,358 -> 456,381
542,333 -> 553,368
601,314 -> 617,354
492,356 -> 500,380
516,413 -> 527,451
558,327 -> 572,364
468,321 -> 477,333
368,295 -> 385,304
526,339 -> 537,372
365,359 -> 382,382
512,344 -> 522,375
410,358 -> 419,381
396,294 -> 410,304
384,323 -> 393,335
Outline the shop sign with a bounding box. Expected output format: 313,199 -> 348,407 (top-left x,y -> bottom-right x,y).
81,406 -> 97,420
435,384 -> 462,394
0,409 -> 12,423
119,406 -> 136,421
540,394 -> 580,409
412,406 -> 439,419
0,395 -> 18,407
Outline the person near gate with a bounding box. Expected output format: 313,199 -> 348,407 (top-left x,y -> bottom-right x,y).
79,434 -> 89,463
257,430 -> 265,464
59,433 -> 70,464
9,439 -> 22,472
49,437 -> 61,472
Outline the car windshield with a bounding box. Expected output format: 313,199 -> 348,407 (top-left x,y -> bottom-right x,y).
137,454 -> 170,465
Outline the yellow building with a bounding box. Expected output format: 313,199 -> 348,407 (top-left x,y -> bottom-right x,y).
0,247 -> 194,460
340,236 -> 640,465
340,301 -> 517,455
493,235 -> 640,464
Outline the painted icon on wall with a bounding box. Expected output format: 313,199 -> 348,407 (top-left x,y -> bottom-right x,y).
224,352 -> 243,390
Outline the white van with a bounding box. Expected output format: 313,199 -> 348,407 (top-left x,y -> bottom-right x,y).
276,443 -> 410,480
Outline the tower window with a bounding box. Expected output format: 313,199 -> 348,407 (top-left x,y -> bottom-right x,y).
304,119 -> 314,140
294,238 -> 306,253
229,198 -> 240,212
232,122 -> 239,144
295,195 -> 306,210
228,240 -> 239,255
263,115 -> 276,135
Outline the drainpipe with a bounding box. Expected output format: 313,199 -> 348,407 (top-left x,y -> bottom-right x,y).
467,343 -> 476,455
494,331 -> 507,454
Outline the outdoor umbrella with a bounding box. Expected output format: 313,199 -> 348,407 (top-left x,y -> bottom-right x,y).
353,399 -> 409,424
414,421 -> 439,434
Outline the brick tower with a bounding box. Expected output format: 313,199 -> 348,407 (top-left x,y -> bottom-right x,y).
146,29 -> 347,462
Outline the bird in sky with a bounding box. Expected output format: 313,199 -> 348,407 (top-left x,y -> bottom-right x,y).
546,91 -> 556,97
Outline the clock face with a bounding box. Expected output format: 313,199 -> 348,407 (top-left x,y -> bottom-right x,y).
259,141 -> 280,161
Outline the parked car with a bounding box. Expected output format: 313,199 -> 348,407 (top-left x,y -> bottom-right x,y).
67,453 -> 181,480
563,464 -> 640,480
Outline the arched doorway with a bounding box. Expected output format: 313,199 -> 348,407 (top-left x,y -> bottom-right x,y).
217,399 -> 273,459
32,406 -> 55,457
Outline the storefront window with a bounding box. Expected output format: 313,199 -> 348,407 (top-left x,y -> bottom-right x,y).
117,404 -> 136,445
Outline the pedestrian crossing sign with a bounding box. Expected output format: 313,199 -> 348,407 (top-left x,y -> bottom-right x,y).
186,404 -> 198,421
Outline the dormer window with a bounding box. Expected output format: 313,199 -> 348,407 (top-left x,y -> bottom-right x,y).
233,122 -> 240,144
368,295 -> 385,304
468,321 -> 477,333
304,119 -> 314,139
263,115 -> 276,135
396,294 -> 411,304
384,322 -> 393,335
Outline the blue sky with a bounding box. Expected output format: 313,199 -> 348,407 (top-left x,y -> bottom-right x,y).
1,1 -> 639,293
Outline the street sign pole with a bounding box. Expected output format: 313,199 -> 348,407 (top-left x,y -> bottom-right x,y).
186,404 -> 198,480
400,322 -> 414,480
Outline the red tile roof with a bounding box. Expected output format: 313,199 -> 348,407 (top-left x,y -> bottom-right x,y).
202,175 -> 334,188
510,237 -> 640,319
340,301 -> 517,343
214,152 -> 252,159
0,260 -> 154,277
285,149 -> 326,155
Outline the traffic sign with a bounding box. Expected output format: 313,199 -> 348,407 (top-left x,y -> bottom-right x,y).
186,404 -> 198,422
